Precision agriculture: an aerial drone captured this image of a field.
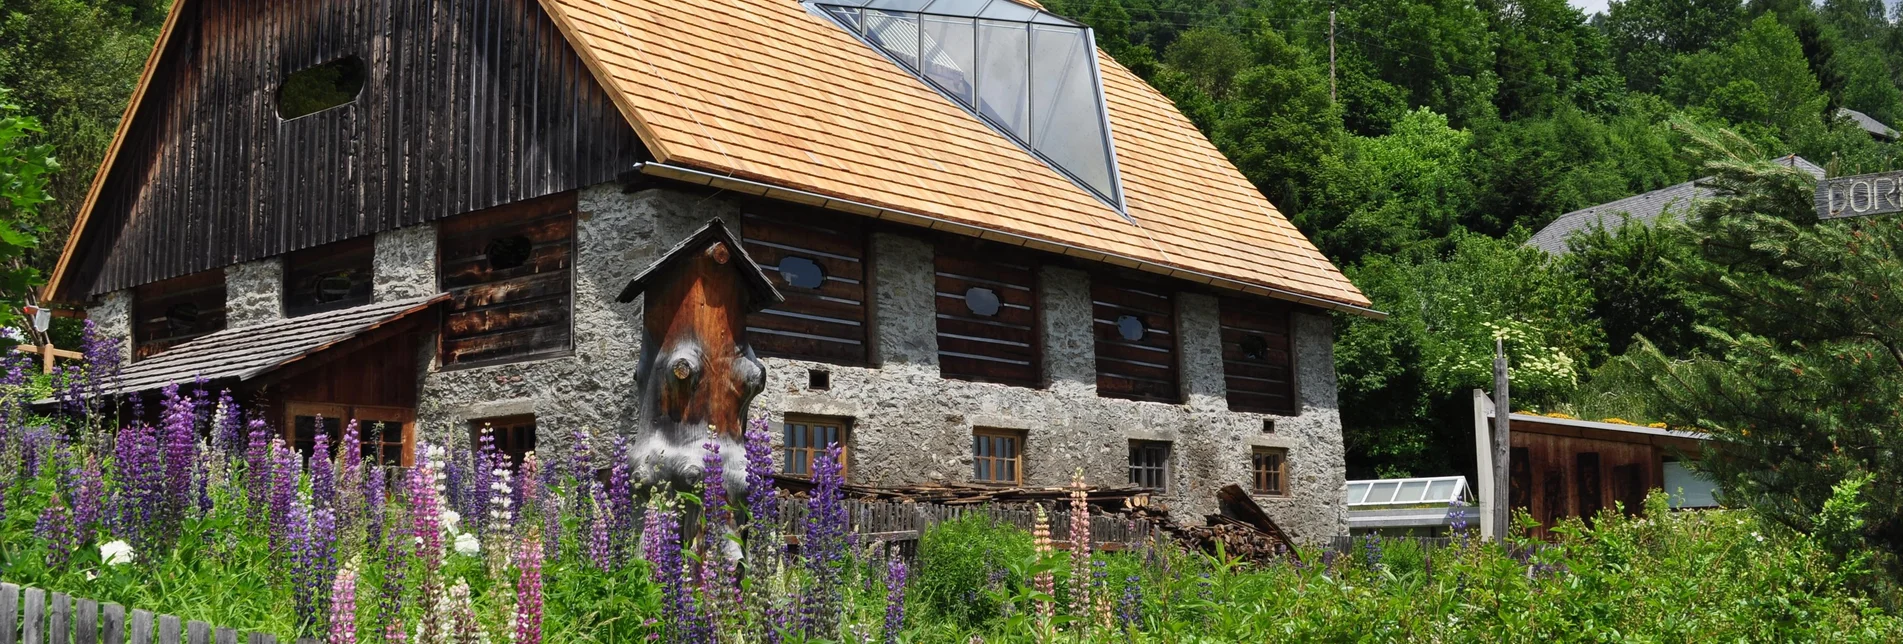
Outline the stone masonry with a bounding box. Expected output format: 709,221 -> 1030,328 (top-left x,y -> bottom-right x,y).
91,180 -> 1349,540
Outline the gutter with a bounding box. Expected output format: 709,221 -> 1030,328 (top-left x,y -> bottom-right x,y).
630,161 -> 1388,320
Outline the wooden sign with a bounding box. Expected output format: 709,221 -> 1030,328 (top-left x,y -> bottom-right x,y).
1815,170 -> 1903,220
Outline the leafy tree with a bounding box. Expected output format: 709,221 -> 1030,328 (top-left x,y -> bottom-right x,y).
1665,13 -> 1829,147
1603,0 -> 1746,92
0,89 -> 56,329
1300,108 -> 1473,263
1335,231 -> 1602,477
1624,123 -> 1902,570
1466,105 -> 1691,234
1834,40 -> 1903,126
1561,213 -> 1710,358
0,0 -> 163,270
1204,25 -> 1343,217
1481,0 -> 1609,119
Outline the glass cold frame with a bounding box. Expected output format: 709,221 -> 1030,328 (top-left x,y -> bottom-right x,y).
1342,475 -> 1473,507
816,0 -> 1123,209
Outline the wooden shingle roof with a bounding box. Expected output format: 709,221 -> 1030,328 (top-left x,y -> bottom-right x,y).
105,295 -> 446,396
538,0 -> 1372,314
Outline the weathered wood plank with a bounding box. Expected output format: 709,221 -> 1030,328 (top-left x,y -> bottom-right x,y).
101,605 -> 123,644
186,622 -> 208,644
127,610 -> 151,644
21,588 -> 42,644
76,599 -> 97,644
213,629 -> 234,644
156,616 -> 179,644
0,583 -> 18,644
47,593 -> 67,644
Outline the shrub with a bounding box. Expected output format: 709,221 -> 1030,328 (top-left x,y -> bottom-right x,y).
914,514 -> 1033,627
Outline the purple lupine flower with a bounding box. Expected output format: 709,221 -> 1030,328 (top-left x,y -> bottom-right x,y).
742,418 -> 781,566
340,420 -> 363,476
800,443 -> 848,638
113,422 -> 166,558
515,536 -> 545,644
883,555 -> 908,644
329,566 -> 358,644
287,500 -> 317,628
364,464 -> 387,550
469,429 -> 497,536
36,492 -> 77,568
244,420 -> 273,525
295,506 -> 340,635
609,436 -> 635,564
272,439 -> 303,552
19,425 -> 50,480
378,501 -> 410,643
1363,534 -> 1384,569
159,383 -> 198,543
56,320 -> 123,420
311,426 -> 336,510
699,439 -> 739,612
69,454 -> 105,545
442,448 -> 467,529
1446,498 -> 1469,536
587,487 -> 613,572
643,504 -> 698,644
214,391 -> 243,456
1117,574 -> 1142,632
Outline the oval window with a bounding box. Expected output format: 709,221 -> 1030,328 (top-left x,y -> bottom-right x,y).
278,56 -> 367,120
964,287 -> 1001,316
1241,334 -> 1269,361
1115,315 -> 1146,341
778,256 -> 826,289
485,235 -> 533,270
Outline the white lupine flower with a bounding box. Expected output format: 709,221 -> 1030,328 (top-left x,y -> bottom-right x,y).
100,540 -> 134,566
443,510 -> 462,533
453,532 -> 481,555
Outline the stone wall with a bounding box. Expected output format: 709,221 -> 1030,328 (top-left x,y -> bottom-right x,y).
87,290 -> 133,363
224,258 -> 283,326
87,181 -> 1349,540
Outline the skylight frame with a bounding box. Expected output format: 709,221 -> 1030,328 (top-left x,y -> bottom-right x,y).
809,0 -> 1128,217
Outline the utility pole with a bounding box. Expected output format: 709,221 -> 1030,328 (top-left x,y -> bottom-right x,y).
1329,8 -> 1337,103
1491,338 -> 1511,540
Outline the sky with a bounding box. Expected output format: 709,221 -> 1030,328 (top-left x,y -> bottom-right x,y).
1568,0 -> 1610,15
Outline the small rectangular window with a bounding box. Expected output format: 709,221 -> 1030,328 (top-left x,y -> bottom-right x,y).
1251,447 -> 1288,497
470,414 -> 537,468
972,428 -> 1024,485
133,269 -> 228,359
783,415 -> 850,479
438,192 -> 576,367
285,402 -> 414,466
1127,440 -> 1170,492
284,236 -> 374,317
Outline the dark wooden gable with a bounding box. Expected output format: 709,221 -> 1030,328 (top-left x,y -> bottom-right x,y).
60,0 -> 644,300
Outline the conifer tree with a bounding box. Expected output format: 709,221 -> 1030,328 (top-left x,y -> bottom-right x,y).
1626,122 -> 1901,573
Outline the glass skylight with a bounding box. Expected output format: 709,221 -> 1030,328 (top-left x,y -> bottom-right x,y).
1344,476 -> 1472,508
815,0 -> 1125,210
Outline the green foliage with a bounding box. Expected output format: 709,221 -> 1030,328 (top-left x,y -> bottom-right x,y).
911,498 -> 1900,641
0,0 -> 161,270
0,88 -> 55,328
1561,213 -> 1710,358
1303,108 -> 1473,263
1666,14 -> 1831,147
1604,0 -> 1746,93
914,514 -> 1033,627
1336,231 -> 1601,476
1622,122 -> 1903,573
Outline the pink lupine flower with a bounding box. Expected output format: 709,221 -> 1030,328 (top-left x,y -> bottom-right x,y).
329,566 -> 358,644
515,536 -> 545,644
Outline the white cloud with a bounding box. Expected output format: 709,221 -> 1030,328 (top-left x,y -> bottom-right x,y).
1568,0 -> 1610,16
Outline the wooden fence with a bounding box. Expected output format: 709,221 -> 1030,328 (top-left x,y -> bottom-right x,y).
797,498 -> 1163,558
0,582 -> 293,644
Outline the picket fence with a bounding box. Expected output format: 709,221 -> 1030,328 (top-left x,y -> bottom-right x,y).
0,582 -> 298,644
806,497 -> 1163,557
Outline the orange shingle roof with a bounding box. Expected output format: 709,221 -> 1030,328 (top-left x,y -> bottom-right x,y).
539,0 -> 1372,313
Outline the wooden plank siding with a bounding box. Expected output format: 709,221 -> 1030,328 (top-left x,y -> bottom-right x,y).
59,0 -> 642,301
934,239 -> 1040,387
1218,297 -> 1297,414
437,192 -> 575,368
132,269 -> 227,360
1511,431 -> 1660,540
1091,274 -> 1179,403
742,209 -> 870,366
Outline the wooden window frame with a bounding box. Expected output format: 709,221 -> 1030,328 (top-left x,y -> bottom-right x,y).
972,428 -> 1025,486
1250,447 -> 1289,497
742,208 -> 872,366
284,401 -> 416,467
283,236 -> 375,317
1128,440 -> 1171,492
1218,297 -> 1299,415
132,269 -> 228,360
437,193 -> 577,369
782,414 -> 851,479
470,414 -> 537,468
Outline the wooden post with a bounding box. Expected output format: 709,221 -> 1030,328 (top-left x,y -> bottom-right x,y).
1472,389 -> 1495,540
1492,339 -> 1511,540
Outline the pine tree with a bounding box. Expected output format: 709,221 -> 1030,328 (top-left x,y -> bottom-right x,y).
1625,122 -> 1901,574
